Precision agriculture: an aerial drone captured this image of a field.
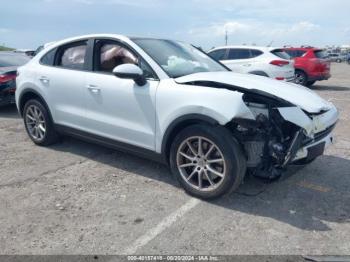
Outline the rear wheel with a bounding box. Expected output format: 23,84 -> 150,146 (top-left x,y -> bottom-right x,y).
295,70 -> 308,86
170,124 -> 246,199
23,99 -> 59,146
336,58 -> 342,63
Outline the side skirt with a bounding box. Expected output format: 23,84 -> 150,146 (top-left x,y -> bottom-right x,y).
54,124 -> 167,165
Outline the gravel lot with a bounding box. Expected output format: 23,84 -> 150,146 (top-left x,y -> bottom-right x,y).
0,63 -> 349,255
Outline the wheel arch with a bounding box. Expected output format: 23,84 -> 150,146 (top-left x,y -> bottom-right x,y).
18,88 -> 52,119
161,114 -> 219,162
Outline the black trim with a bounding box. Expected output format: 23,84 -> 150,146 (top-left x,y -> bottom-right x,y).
161,114 -> 218,155
249,71 -> 269,77
54,124 -> 167,164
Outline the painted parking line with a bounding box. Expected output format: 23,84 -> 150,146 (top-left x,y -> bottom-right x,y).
123,198 -> 200,254
296,180 -> 331,193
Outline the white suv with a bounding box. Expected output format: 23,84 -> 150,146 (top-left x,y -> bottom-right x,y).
208,46 -> 295,82
16,34 -> 338,199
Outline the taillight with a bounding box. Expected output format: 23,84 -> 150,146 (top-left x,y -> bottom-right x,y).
270,60 -> 289,66
0,74 -> 16,84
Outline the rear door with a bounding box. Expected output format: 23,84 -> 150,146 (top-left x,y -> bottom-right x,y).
38,40 -> 89,129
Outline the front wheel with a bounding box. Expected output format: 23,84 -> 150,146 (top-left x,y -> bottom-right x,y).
170,125 -> 246,199
23,99 -> 59,146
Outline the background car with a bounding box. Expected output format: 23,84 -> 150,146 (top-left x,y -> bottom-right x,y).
208,46 -> 295,82
328,53 -> 346,63
347,53 -> 350,64
283,47 -> 331,87
0,51 -> 30,107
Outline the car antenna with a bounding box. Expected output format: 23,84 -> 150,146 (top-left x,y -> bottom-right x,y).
267,40 -> 274,47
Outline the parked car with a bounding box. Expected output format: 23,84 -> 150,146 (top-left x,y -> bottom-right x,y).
283,47 -> 331,87
347,53 -> 350,64
208,46 -> 295,82
327,53 -> 345,63
13,49 -> 36,57
0,51 -> 30,107
16,34 -> 338,199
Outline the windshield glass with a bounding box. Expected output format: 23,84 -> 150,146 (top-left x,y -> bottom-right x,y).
133,39 -> 228,78
271,49 -> 291,60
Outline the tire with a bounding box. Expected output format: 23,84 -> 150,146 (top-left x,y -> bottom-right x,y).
336,59 -> 341,63
23,99 -> 59,146
169,124 -> 246,199
306,80 -> 316,87
294,70 -> 308,86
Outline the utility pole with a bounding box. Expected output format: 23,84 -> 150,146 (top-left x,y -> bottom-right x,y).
225,29 -> 228,46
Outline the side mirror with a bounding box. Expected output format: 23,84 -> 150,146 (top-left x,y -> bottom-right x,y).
112,64 -> 147,86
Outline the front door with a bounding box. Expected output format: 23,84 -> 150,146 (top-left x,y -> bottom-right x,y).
84,39 -> 159,151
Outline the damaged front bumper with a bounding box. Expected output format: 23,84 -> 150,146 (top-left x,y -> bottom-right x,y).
232,96 -> 339,179
277,105 -> 338,164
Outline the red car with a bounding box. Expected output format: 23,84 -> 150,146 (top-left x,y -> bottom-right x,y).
283,47 -> 331,87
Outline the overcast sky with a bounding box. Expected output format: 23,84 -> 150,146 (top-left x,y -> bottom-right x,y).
1,0 -> 349,49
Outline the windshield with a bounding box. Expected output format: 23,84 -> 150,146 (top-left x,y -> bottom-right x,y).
0,52 -> 30,67
133,39 -> 228,78
271,49 -> 291,60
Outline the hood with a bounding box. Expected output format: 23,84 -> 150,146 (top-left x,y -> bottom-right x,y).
176,72 -> 332,113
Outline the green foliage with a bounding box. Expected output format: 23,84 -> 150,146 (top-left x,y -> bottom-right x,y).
0,45 -> 15,51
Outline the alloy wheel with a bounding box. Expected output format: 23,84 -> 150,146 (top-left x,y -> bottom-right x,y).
176,136 -> 226,191
295,72 -> 306,85
25,105 -> 46,141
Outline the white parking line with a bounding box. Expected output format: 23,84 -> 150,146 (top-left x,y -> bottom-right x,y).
123,198 -> 200,254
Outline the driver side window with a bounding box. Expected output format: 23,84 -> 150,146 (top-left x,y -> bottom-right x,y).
94,40 -> 156,79
95,41 -> 138,73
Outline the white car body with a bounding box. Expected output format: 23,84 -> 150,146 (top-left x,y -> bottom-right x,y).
16,34 -> 338,197
208,46 -> 295,82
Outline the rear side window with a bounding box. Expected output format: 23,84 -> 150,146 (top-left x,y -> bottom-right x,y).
250,49 -> 263,58
314,50 -> 328,59
228,49 -> 251,60
40,48 -> 56,66
208,49 -> 227,61
56,41 -> 87,70
285,50 -> 306,58
271,49 -> 290,60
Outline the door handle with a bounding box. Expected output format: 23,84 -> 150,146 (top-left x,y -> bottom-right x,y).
39,76 -> 50,84
86,84 -> 100,94
243,64 -> 252,67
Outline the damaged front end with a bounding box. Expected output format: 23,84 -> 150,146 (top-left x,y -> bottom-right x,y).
227,92 -> 338,180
